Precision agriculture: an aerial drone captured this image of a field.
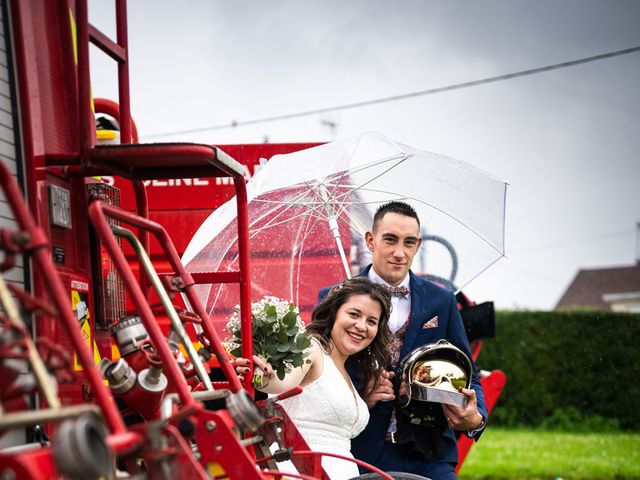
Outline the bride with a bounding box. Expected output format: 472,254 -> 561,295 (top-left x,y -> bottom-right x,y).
236,278 -> 393,479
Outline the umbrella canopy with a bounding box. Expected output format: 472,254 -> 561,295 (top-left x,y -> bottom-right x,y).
182,133 -> 507,328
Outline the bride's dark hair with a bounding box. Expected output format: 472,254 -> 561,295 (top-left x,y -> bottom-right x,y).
305,277 -> 393,396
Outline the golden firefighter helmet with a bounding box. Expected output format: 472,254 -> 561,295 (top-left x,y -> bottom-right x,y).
398,339 -> 472,408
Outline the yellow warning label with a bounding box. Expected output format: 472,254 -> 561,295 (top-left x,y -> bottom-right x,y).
206,463 -> 229,479
71,288 -> 100,370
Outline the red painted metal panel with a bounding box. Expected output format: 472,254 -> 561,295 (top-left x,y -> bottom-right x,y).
14,0 -> 81,157
114,143 -> 320,210
456,369 -> 507,472
0,447 -> 59,480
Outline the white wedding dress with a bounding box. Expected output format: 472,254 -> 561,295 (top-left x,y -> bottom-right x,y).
276,350 -> 370,480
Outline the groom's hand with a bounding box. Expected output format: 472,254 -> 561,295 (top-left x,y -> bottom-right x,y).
364,370 -> 395,409
442,387 -> 483,431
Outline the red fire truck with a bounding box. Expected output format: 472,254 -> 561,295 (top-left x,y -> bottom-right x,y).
0,1 -> 504,478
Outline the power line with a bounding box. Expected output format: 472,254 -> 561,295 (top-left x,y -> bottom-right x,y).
144,45 -> 640,139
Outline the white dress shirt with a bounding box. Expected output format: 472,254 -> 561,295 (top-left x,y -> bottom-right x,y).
368,268 -> 411,333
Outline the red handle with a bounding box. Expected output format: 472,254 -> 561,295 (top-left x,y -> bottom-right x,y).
276,386 -> 303,401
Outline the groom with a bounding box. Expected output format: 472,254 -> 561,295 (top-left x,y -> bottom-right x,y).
319,201 -> 487,479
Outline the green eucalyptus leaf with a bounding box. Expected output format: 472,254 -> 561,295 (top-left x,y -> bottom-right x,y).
280,330 -> 292,343
265,306 -> 277,322
283,311 -> 297,328
271,351 -> 286,362
266,343 -> 278,356
296,335 -> 311,349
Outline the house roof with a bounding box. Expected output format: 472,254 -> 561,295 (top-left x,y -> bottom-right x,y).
555,262 -> 640,310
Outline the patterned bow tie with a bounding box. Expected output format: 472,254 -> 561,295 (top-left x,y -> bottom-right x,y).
383,285 -> 410,298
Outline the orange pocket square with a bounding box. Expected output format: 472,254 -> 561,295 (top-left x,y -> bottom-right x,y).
422,316 -> 439,329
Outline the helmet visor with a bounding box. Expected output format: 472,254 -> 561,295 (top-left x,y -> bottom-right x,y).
411,359 -> 468,393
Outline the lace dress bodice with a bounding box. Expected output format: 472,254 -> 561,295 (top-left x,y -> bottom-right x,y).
278,350 -> 370,454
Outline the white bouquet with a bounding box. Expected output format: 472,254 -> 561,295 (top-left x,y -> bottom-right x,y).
226,296 -> 311,387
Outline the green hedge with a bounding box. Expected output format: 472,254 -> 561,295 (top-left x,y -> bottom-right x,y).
477,310 -> 640,430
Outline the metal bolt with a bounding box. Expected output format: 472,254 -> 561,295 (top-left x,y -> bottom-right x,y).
205,420 -> 216,432
146,364 -> 163,385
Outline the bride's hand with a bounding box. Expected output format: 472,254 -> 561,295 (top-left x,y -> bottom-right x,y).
234,356 -> 273,384
363,370 -> 395,409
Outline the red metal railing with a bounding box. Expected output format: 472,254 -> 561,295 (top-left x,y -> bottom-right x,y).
88,201 -> 243,395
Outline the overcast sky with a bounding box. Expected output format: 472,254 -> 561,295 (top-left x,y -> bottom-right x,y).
88,1 -> 640,310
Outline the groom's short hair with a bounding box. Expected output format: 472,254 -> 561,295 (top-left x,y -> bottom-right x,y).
372,201 -> 420,231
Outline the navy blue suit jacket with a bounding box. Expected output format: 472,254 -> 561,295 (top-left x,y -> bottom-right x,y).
318,266 -> 487,467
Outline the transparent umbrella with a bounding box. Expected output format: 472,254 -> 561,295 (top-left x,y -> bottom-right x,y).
182,133 -> 507,329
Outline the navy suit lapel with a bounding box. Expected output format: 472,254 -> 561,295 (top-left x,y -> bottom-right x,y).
357,265 -> 372,278
399,271 -> 427,361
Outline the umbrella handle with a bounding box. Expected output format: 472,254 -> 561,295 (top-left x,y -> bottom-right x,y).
319,184 -> 351,279
328,216 -> 352,279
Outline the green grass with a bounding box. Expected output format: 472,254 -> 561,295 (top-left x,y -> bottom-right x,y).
458,428 -> 640,480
